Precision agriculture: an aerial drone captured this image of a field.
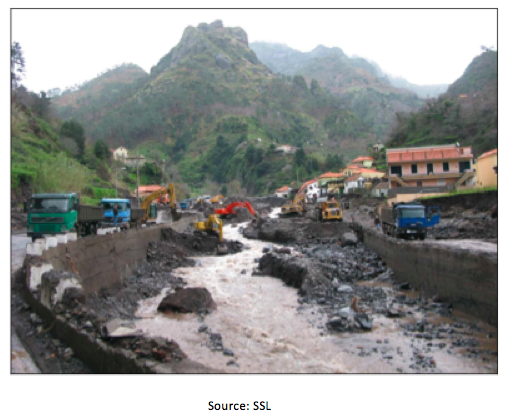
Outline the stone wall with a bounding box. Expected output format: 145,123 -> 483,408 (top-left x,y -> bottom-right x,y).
362,229 -> 497,325
40,216 -> 200,294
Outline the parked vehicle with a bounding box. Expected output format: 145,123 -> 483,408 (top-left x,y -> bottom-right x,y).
101,198 -> 145,229
26,193 -> 103,240
316,198 -> 343,222
380,202 -> 440,240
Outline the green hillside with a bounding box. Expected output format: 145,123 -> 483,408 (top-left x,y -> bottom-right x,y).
251,42 -> 425,151
387,51 -> 497,155
52,21 -> 353,194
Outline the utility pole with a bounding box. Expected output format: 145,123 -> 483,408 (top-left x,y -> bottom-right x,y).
136,155 -> 140,208
116,166 -> 126,198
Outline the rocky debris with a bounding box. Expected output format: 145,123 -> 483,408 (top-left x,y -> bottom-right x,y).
147,241 -> 196,268
429,215 -> 497,240
341,232 -> 358,247
62,287 -> 86,309
130,337 -> 187,362
161,227 -> 245,255
157,287 -> 216,314
244,217 -> 355,245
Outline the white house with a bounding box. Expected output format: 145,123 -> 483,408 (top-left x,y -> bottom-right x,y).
274,186 -> 291,198
344,176 -> 364,194
371,182 -> 388,198
275,144 -> 298,154
298,179 -> 321,201
112,146 -> 128,162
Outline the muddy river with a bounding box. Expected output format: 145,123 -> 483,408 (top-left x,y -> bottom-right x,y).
136,210 -> 497,373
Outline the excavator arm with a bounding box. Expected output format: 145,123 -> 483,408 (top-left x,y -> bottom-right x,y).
140,183 -> 181,222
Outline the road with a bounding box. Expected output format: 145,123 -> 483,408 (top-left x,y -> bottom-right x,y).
11,233 -> 40,374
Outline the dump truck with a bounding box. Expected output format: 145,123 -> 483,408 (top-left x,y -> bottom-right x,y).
101,198 -> 146,229
26,193 -> 103,240
380,201 -> 440,240
316,198 -> 343,222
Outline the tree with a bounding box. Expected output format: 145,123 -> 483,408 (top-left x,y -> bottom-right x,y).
93,139 -> 111,159
310,79 -> 319,96
220,185 -> 228,196
11,42 -> 25,90
60,120 -> 86,160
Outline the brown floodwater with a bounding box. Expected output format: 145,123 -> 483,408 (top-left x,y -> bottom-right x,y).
135,209 -> 497,374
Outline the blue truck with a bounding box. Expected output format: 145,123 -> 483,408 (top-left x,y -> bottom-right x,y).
380,202 -> 440,240
100,198 -> 145,229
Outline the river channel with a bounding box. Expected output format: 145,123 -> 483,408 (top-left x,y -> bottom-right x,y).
135,210 -> 497,373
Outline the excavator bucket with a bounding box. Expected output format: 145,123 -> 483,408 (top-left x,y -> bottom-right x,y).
216,243 -> 228,255
171,208 -> 182,222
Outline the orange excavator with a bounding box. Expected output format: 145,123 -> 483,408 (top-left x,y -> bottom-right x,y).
214,201 -> 258,219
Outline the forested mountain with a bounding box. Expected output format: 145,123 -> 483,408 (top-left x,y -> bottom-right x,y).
251,42 -> 424,145
387,50 -> 497,156
51,21 -> 378,194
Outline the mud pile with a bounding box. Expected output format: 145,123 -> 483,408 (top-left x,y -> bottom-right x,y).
161,227 -> 245,255
243,217 -> 355,244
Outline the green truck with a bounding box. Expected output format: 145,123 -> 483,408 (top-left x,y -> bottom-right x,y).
26,193 -> 104,241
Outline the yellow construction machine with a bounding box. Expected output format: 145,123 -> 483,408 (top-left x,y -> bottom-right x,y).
193,214 -> 228,255
210,194 -> 225,204
280,193 -> 307,217
140,183 -> 182,223
316,198 -> 343,222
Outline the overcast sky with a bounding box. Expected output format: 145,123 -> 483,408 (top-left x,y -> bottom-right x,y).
12,9 -> 497,93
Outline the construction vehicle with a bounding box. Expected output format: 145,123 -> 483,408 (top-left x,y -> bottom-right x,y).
280,193 -> 307,217
26,193 -> 103,240
316,198 -> 343,222
214,201 -> 258,219
101,198 -> 145,229
380,202 -> 440,240
140,183 -> 181,223
193,214 -> 228,255
196,195 -> 211,204
210,194 -> 225,204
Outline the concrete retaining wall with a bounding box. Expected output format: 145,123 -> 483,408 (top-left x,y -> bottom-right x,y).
362,229 -> 497,325
39,216 -> 200,294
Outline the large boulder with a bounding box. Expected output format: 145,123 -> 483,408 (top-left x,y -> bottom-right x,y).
157,287 -> 216,314
215,54 -> 231,69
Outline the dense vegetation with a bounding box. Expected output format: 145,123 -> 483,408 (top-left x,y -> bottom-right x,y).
51,21 -> 350,194
387,51 -> 497,156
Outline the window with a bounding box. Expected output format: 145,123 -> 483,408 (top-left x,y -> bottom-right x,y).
411,164 -> 418,174
391,166 -> 402,177
427,163 -> 433,174
30,198 -> 69,213
459,161 -> 471,173
400,208 -> 425,218
443,162 -> 449,172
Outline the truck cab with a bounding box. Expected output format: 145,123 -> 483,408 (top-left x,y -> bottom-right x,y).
27,193 -> 79,240
381,202 -> 440,240
101,198 -> 131,228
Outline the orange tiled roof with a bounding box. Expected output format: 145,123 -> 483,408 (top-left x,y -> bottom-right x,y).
276,186 -> 290,192
318,172 -> 344,178
345,164 -> 362,169
477,149 -> 497,160
298,179 -> 318,194
345,175 -> 361,183
388,146 -> 473,163
352,156 -> 374,163
358,168 -> 384,174
136,185 -> 163,193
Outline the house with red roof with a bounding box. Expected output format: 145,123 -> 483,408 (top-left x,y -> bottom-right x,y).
298,178 -> 320,200
274,185 -> 292,198
351,156 -> 374,168
134,185 -> 164,199
386,144 -> 475,189
317,172 -> 345,196
475,148 -> 497,188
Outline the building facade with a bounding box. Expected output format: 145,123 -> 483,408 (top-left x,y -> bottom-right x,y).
275,186 -> 291,198
475,149 -> 497,188
112,146 -> 128,162
386,145 -> 475,190
351,156 -> 374,168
